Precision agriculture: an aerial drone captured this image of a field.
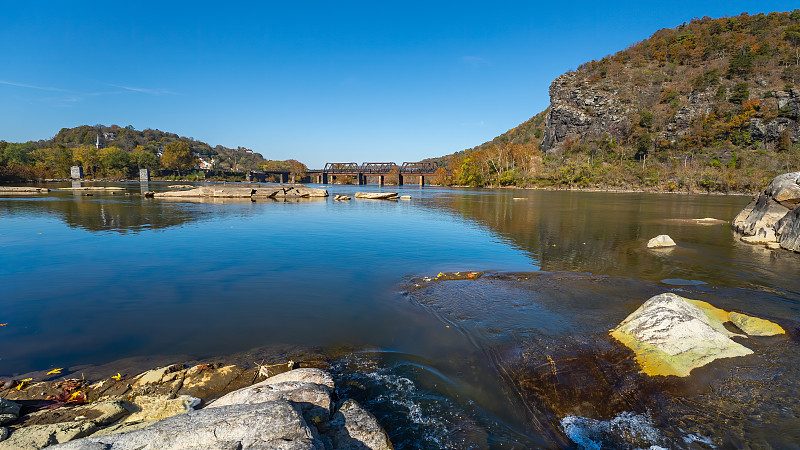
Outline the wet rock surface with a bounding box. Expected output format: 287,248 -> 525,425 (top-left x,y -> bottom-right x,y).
402,271 -> 799,448
733,172 -> 800,251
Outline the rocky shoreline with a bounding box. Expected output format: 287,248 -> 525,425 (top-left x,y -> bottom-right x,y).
0,362 -> 392,449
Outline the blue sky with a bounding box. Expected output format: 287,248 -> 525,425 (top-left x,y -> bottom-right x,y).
1,1 -> 795,168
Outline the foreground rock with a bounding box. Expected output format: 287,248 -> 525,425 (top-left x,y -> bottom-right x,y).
354,192 -> 398,199
153,184 -> 328,199
1,364 -> 392,450
610,293 -> 784,377
52,402 -> 321,450
733,172 -> 800,251
646,234 -> 675,248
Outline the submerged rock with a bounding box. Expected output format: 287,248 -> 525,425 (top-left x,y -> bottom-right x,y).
610,293 -> 783,377
334,195 -> 351,201
733,172 -> 800,252
646,234 -> 676,248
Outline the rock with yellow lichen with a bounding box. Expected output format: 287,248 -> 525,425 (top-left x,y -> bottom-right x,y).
610,293 -> 784,377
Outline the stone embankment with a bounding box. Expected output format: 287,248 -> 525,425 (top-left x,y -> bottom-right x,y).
733,172 -> 800,251
0,364 -> 391,450
151,184 -> 328,200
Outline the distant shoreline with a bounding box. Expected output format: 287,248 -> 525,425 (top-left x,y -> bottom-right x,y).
3,178 -> 757,197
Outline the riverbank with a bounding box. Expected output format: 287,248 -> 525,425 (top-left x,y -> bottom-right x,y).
0,350 -> 393,449
1,178 -> 759,197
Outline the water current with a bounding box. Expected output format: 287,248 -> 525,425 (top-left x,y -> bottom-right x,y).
1,182 -> 798,448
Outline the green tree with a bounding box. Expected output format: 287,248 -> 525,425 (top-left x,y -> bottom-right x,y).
130,146 -> 161,171
3,142 -> 36,166
456,156 -> 484,186
161,141 -> 197,176
784,25 -> 800,66
729,83 -> 750,105
73,146 -> 99,177
98,147 -> 130,178
639,110 -> 654,129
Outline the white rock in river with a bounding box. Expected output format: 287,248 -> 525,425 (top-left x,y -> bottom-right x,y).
354,192 -> 399,199
647,234 -> 676,248
610,293 -> 753,377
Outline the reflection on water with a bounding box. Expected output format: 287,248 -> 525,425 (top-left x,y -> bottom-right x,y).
1,184 -> 799,448
417,189 -> 800,296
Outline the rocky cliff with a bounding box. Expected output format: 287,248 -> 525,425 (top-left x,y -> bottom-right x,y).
541,11 -> 800,155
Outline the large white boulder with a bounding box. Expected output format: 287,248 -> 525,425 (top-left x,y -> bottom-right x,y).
610,293 -> 783,377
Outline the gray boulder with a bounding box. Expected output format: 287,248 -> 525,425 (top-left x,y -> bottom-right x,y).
0,401 -> 128,450
208,381 -> 331,417
328,399 -> 394,450
252,368 -> 335,390
50,401 -> 323,450
0,398 -> 20,425
733,172 -> 800,252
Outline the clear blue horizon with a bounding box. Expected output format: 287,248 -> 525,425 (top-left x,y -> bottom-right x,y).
1,1 -> 795,168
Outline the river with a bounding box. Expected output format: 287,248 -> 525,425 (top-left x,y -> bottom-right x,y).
1,183 -> 798,448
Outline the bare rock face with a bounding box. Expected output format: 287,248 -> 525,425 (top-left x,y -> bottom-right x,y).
733,172 -> 800,251
610,293 -> 784,377
541,73 -> 632,154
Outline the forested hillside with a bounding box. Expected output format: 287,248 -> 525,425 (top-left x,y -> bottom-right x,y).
441,10 -> 800,192
0,125 -> 285,180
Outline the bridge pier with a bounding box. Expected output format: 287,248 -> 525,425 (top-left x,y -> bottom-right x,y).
317,173 -> 328,184
357,173 -> 365,185
378,175 -> 384,186
279,173 -> 289,183
398,174 -> 404,186
419,175 -> 425,187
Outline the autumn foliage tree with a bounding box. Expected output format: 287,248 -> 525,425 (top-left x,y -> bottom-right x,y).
161,141 -> 197,176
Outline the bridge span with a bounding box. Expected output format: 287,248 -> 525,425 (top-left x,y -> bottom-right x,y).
307,161 -> 441,186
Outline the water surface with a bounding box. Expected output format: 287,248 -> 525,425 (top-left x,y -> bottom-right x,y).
1,183 -> 798,448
